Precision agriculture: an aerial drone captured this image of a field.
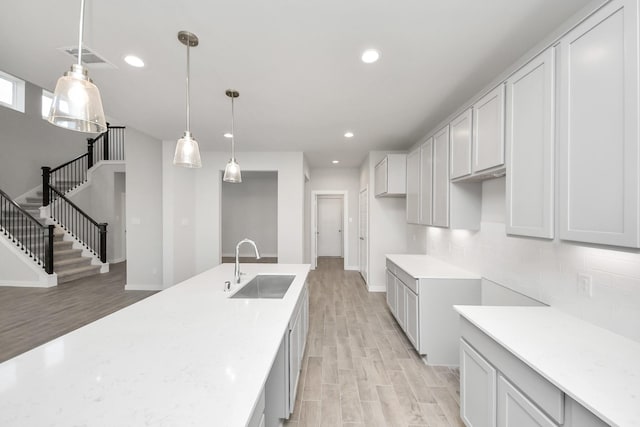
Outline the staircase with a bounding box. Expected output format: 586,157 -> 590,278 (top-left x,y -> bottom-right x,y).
18,191 -> 100,284
0,124 -> 125,286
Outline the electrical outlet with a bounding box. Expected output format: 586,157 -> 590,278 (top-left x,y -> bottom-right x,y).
577,273 -> 593,297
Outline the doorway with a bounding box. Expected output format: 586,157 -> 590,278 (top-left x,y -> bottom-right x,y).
359,187 -> 368,284
311,191 -> 348,270
317,196 -> 343,257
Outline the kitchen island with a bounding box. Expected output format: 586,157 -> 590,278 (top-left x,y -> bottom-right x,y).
0,262 -> 310,426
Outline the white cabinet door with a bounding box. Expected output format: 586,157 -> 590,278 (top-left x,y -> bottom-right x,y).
386,270 -> 397,317
374,157 -> 388,196
406,147 -> 421,224
432,126 -> 450,227
289,308 -> 301,414
420,139 -> 434,225
558,0 -> 640,248
497,375 -> 557,427
506,47 -> 555,239
405,287 -> 419,350
396,280 -> 406,329
460,339 -> 497,427
473,84 -> 505,173
450,108 -> 473,179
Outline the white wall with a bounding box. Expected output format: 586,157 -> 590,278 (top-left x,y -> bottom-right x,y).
124,127 -> 163,290
0,234 -> 56,287
361,152 -> 408,291
221,171 -> 278,257
309,168 -> 360,270
423,177 -> 640,343
162,150 -> 305,287
67,162 -> 126,263
0,80 -> 88,198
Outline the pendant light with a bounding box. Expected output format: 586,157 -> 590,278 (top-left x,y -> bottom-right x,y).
223,89 -> 242,183
173,31 -> 202,168
48,0 -> 107,133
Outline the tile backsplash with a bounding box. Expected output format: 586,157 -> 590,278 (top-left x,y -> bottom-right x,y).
421,178 -> 640,343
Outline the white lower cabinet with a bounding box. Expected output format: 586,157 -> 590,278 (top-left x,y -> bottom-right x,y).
460,319 -> 607,427
497,375 -> 557,427
396,279 -> 406,329
264,283 -> 309,427
460,339 -> 496,427
385,258 -> 480,365
404,287 -> 419,349
386,270 -> 397,317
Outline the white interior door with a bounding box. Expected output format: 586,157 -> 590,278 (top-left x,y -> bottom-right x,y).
317,197 -> 343,257
359,188 -> 368,283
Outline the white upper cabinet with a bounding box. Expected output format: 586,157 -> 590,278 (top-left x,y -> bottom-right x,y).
375,154 -> 407,197
558,0 -> 640,248
473,84 -> 506,173
420,139 -> 434,225
432,126 -> 450,227
450,108 -> 473,179
406,147 -> 421,224
506,47 -> 555,239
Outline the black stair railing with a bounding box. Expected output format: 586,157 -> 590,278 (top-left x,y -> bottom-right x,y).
0,188 -> 54,274
42,124 -> 125,201
46,186 -> 107,263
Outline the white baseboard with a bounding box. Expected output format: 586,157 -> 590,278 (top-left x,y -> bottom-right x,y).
110,257 -> 126,264
344,265 -> 359,271
0,278 -> 57,288
367,283 -> 386,293
125,283 -> 162,291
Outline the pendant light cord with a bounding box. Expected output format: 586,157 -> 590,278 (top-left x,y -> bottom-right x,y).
186,42 -> 191,133
77,0 -> 86,66
231,95 -> 235,159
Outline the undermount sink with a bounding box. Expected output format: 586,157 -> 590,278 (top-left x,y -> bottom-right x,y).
230,275 -> 296,299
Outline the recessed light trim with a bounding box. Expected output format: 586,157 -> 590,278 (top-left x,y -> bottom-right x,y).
344,131 -> 354,138
332,160 -> 340,164
224,133 -> 233,138
124,55 -> 145,68
361,49 -> 380,64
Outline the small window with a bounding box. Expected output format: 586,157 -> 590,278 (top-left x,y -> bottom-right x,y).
0,70 -> 25,113
42,90 -> 54,119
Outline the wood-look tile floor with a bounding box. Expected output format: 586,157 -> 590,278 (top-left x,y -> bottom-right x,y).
285,257 -> 463,427
0,262 -> 156,363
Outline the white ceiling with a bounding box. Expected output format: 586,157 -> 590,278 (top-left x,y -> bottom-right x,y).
1,0 -> 592,168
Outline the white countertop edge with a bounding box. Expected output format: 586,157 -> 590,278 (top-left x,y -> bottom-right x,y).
454,305 -> 638,427
386,254 -> 481,279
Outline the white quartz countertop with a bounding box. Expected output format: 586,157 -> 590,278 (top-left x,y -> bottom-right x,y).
455,305 -> 640,427
386,254 -> 480,279
0,263 -> 310,427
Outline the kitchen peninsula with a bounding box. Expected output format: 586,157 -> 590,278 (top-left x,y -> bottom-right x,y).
0,263 -> 310,426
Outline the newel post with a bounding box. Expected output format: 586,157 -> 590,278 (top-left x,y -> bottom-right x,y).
41,166 -> 51,206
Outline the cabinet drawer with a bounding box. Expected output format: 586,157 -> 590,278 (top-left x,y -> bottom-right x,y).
394,266 -> 418,294
498,374 -> 558,427
461,318 -> 564,424
386,259 -> 398,276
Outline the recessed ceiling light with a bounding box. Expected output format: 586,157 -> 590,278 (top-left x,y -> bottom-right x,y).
332,160 -> 340,164
124,55 -> 144,68
361,49 -> 380,64
344,131 -> 354,138
224,133 -> 233,138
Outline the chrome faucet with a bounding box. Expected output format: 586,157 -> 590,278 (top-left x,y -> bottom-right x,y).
235,238 -> 261,283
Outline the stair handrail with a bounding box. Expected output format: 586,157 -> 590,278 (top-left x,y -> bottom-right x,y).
0,187 -> 54,274
42,124 -> 125,205
47,186 -> 107,263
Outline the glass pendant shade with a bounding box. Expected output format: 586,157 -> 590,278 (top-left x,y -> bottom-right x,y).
173,131 -> 202,168
223,158 -> 242,183
48,64 -> 107,134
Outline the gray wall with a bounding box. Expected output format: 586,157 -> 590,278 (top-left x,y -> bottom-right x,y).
125,127 -> 163,290
221,171 -> 278,257
0,80 -> 88,198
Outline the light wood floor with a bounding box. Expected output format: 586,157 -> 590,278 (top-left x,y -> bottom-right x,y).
286,257 -> 463,427
0,262 -> 156,363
